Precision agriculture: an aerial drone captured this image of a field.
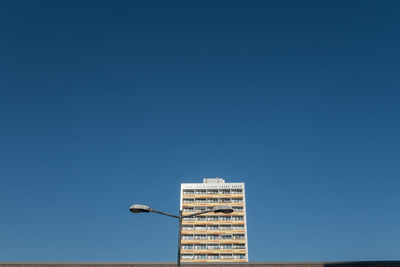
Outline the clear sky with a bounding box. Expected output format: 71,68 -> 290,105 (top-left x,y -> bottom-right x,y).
0,0 -> 399,262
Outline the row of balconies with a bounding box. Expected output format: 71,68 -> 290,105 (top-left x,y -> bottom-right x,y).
182,233 -> 245,240
182,197 -> 243,204
181,253 -> 246,260
182,231 -> 245,236
181,239 -> 246,243
182,243 -> 246,250
182,215 -> 244,221
182,206 -> 244,212
182,224 -> 245,231
182,213 -> 244,218
182,249 -> 246,254
183,189 -> 243,195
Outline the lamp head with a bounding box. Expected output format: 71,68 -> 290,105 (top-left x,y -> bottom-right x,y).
213,205 -> 234,214
129,204 -> 151,213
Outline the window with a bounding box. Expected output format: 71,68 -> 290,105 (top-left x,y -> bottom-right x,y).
232,197 -> 243,203
182,235 -> 193,240
208,234 -> 218,239
194,244 -> 206,250
183,190 -> 194,195
195,198 -> 207,203
208,216 -> 218,221
233,254 -> 246,259
207,244 -> 219,250
220,189 -> 230,194
233,234 -> 245,239
196,216 -> 206,221
183,207 -> 194,212
194,254 -> 206,259
220,224 -> 231,230
232,224 -> 244,230
195,206 -> 206,211
183,217 -> 194,221
182,244 -> 193,249
220,198 -> 230,203
221,234 -> 232,240
221,254 -> 233,259
208,198 -> 219,203
183,198 -> 194,203
231,189 -> 242,194
232,216 -> 244,221
220,216 -> 231,221
194,234 -> 207,240
196,190 -> 206,194
207,254 -> 219,259
233,244 -> 245,249
182,225 -> 194,230
221,244 -> 232,249
207,225 -> 219,230
207,189 -> 218,194
195,225 -> 206,230
181,254 -> 193,259
232,206 -> 243,212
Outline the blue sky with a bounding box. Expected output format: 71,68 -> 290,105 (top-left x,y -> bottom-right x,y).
0,0 -> 399,262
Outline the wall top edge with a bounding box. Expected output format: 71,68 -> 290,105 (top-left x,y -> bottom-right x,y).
1,261 -> 398,264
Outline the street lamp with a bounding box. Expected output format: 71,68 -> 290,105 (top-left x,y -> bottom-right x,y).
129,203 -> 233,267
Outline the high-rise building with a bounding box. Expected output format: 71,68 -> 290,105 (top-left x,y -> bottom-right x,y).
180,178 -> 248,263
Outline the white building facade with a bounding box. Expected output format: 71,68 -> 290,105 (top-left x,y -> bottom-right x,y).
180,178 -> 248,263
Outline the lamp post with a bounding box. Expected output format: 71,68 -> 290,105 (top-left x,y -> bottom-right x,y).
129,203 -> 233,267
